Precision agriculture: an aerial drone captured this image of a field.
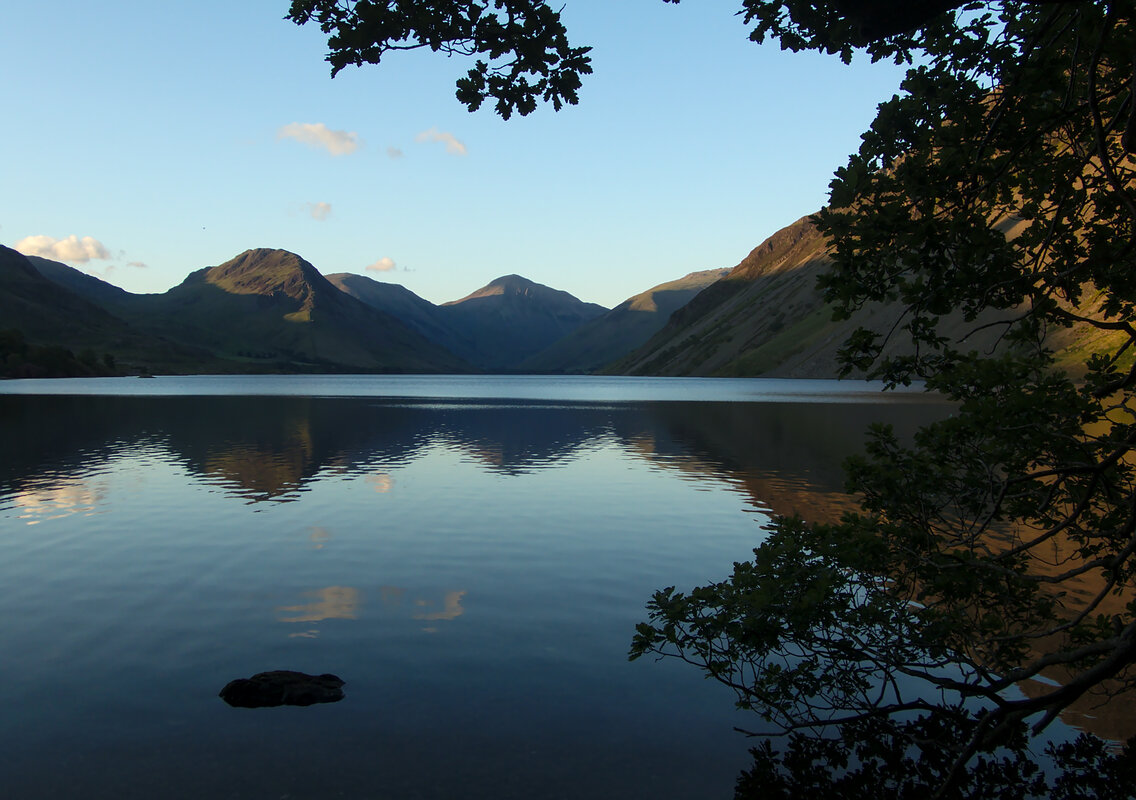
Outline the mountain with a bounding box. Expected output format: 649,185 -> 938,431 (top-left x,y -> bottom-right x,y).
0,245 -> 129,346
325,272 -> 466,356
608,216 -> 854,376
608,215 -> 1102,378
25,255 -> 137,312
119,249 -> 470,373
437,275 -> 608,370
520,267 -> 730,373
0,245 -> 209,372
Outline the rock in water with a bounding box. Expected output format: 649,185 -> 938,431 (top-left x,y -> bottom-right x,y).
219,670 -> 345,708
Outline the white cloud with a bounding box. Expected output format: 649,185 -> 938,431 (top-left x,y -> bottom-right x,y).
415,127 -> 468,156
15,234 -> 111,263
277,122 -> 360,156
306,201 -> 332,221
366,257 -> 397,273
387,146 -> 404,159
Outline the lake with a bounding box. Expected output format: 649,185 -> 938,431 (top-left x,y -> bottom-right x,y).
0,375 -> 948,798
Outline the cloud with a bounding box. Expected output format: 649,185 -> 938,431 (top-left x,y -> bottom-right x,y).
386,146 -> 404,159
15,234 -> 111,263
366,257 -> 397,273
415,127 -> 468,156
126,261 -> 148,269
277,122 -> 360,156
306,201 -> 332,221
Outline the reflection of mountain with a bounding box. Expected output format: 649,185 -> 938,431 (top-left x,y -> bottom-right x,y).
0,394 -> 942,518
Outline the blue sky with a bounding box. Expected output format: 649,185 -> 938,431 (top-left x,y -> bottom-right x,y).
2,0 -> 908,308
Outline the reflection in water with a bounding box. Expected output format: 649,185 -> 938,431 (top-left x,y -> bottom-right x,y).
1,385 -> 1127,797
9,480 -> 105,526
412,589 -> 467,622
365,472 -> 393,493
0,394 -> 935,522
278,586 -> 360,623
308,526 -> 331,550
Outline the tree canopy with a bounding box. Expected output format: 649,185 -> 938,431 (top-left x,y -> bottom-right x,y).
291,1 -> 1136,796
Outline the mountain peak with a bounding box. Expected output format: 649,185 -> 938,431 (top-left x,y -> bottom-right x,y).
449,274 -> 540,302
205,248 -> 329,303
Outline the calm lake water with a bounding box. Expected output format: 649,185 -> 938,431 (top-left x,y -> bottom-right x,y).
0,375 -> 948,799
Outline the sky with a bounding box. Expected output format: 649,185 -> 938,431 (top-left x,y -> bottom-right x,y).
1,0 -> 910,309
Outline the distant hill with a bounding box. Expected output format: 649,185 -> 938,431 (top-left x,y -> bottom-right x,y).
120,249 -> 471,373
521,267 -> 730,373
437,274 -> 607,370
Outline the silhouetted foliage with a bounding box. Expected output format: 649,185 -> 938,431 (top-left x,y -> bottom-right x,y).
287,0 -> 593,119
290,1 -> 1136,795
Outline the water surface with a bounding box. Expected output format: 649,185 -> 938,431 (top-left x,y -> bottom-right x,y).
0,376 -> 947,798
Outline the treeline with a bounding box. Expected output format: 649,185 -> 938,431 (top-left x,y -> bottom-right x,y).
0,329 -> 121,378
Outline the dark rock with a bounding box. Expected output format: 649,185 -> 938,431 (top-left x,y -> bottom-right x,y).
219,670 -> 345,708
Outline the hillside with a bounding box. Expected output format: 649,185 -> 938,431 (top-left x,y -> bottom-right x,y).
520,268 -> 730,373
610,216 -> 1028,377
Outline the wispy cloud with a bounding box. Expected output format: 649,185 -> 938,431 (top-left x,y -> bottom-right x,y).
126,261 -> 148,269
386,146 -> 404,159
15,234 -> 111,263
306,201 -> 332,221
366,257 -> 397,273
415,127 -> 467,156
277,122 -> 360,156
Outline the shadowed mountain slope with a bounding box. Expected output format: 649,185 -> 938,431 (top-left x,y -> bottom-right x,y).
437,275 -> 607,370
1,246 -> 209,370
26,255 -> 138,312
521,267 -> 730,373
326,272 -> 466,356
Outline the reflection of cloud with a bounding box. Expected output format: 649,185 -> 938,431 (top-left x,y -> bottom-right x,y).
366,473 -> 393,492
277,122 -> 360,156
309,526 -> 331,549
412,590 -> 467,621
278,586 -> 359,623
15,234 -> 111,263
365,257 -> 396,273
289,629 -> 320,639
415,127 -> 467,156
12,482 -> 103,525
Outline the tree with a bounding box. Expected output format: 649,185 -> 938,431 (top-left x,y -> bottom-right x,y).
286,0 -> 593,119
290,1 -> 1136,795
